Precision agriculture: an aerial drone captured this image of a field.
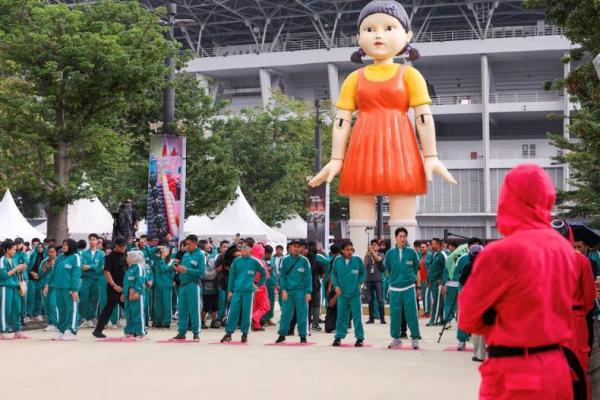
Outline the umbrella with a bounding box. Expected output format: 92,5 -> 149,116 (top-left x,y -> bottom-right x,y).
569,222 -> 600,247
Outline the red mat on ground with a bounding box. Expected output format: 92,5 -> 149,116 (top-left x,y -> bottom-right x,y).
97,337 -> 136,343
384,346 -> 422,351
265,342 -> 317,347
209,341 -> 247,345
443,347 -> 474,352
337,343 -> 373,348
157,339 -> 197,344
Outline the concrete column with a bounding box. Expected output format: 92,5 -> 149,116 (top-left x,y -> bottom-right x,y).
563,55 -> 571,191
327,63 -> 340,104
481,54 -> 492,214
259,68 -> 272,107
485,218 -> 492,240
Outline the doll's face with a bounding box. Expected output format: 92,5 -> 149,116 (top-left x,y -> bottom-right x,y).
357,13 -> 412,62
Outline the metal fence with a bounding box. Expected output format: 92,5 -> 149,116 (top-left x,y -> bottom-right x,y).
198,25 -> 563,58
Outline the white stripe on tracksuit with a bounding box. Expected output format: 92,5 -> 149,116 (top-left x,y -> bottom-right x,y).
140,294 -> 146,335
434,285 -> 442,322
197,285 -> 202,331
71,301 -> 78,332
1,287 -> 6,332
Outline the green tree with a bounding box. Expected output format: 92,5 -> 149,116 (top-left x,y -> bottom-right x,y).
526,0 -> 600,226
0,0 -> 176,239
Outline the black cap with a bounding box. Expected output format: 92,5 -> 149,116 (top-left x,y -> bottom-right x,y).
114,236 -> 127,246
14,237 -> 24,244
289,239 -> 303,246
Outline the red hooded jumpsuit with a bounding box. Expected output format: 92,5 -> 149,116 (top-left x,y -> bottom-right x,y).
251,244 -> 271,329
459,164 -> 576,400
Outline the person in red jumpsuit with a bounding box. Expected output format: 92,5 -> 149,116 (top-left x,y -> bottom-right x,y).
251,243 -> 271,331
551,218 -> 596,398
459,164 -> 576,400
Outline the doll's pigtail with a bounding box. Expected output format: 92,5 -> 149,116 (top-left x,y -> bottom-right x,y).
351,48 -> 366,64
405,44 -> 420,61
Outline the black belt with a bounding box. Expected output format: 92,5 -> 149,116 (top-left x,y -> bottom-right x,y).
572,305 -> 584,311
487,344 -> 560,358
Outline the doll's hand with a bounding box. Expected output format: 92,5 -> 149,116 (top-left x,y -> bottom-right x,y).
424,156 -> 457,184
309,159 -> 343,187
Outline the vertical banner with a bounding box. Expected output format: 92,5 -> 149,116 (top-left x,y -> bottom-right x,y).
147,135 -> 186,242
307,183 -> 329,249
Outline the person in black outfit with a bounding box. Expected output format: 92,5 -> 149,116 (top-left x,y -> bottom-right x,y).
92,236 -> 128,338
324,244 -> 341,333
307,242 -> 326,331
364,239 -> 386,324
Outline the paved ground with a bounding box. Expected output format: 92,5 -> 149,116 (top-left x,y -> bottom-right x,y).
1,316 -> 480,400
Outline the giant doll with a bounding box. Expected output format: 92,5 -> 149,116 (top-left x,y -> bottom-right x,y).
309,0 -> 456,253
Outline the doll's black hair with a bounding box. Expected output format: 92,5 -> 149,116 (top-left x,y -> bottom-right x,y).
351,0 -> 420,64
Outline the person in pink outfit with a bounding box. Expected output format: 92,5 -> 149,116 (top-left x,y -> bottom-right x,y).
251,243 -> 271,331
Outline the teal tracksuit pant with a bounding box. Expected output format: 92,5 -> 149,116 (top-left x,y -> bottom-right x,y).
277,290 -> 308,338
124,297 -> 146,336
144,286 -> 153,325
390,286 -> 420,339
335,295 -> 364,340
456,286 -> 470,342
42,289 -> 59,327
153,286 -> 172,326
420,282 -> 431,313
428,284 -> 442,325
177,283 -> 201,335
26,280 -> 43,316
55,288 -> 78,335
225,291 -> 253,335
79,278 -> 101,321
263,284 -> 276,322
0,286 -> 22,333
443,284 -> 459,322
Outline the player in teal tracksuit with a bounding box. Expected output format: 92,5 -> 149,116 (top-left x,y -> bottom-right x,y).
221,241 -> 266,343
442,253 -> 461,325
80,234 -> 105,326
331,240 -> 366,347
0,240 -> 27,339
26,243 -> 46,319
427,238 -> 446,326
38,247 -> 59,331
14,238 -> 29,320
123,251 -> 147,338
384,228 -> 421,349
45,240 -> 81,340
275,240 -> 312,344
172,235 -> 205,341
153,246 -> 174,328
138,237 -> 158,325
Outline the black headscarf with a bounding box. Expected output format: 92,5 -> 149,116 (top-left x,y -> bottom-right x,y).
65,239 -> 78,256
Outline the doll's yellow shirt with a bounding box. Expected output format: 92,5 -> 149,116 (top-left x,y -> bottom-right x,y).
336,63 -> 432,111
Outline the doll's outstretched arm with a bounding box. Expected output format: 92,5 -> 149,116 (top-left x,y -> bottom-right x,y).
308,109 -> 353,187
414,104 -> 457,185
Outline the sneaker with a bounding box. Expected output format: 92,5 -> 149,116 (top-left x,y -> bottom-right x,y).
172,333 -> 186,340
380,319 -> 387,324
35,315 -> 44,322
193,333 -> 200,342
355,339 -> 364,347
0,333 -> 10,340
61,332 -> 77,341
241,333 -> 248,343
310,324 -> 322,332
201,322 -> 208,329
388,338 -> 402,349
210,320 -> 221,329
13,331 -> 28,339
92,331 -> 106,339
332,338 -> 341,347
300,337 -> 307,344
78,320 -> 88,328
53,333 -> 64,341
275,336 -> 286,344
44,325 -> 58,332
400,332 -> 408,339
472,356 -> 484,363
23,317 -> 31,323
458,341 -> 466,351
411,339 -> 419,349
220,333 -> 232,343
135,335 -> 147,341
365,320 -> 375,324
251,327 -> 265,332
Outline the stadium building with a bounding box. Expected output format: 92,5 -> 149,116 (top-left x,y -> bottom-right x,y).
150,1 -> 573,239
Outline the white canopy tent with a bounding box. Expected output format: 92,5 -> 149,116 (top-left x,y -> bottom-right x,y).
273,213 -> 307,239
0,189 -> 45,241
185,215 -> 212,235
196,187 -> 286,246
36,197 -> 113,240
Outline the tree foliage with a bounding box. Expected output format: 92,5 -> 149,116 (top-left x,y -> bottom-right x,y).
526,0 -> 600,226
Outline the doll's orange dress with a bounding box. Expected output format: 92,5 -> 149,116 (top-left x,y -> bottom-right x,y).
337,64 -> 430,196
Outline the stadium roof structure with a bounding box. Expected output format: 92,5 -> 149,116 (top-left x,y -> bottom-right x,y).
57,1 -> 547,57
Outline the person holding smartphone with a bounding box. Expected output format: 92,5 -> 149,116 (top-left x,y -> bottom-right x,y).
364,239 -> 385,324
